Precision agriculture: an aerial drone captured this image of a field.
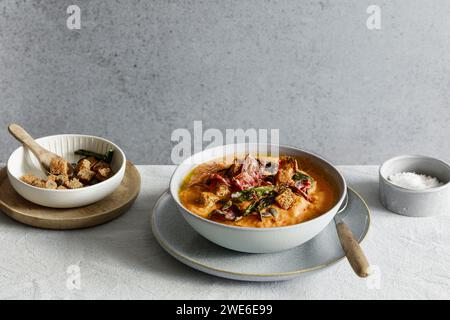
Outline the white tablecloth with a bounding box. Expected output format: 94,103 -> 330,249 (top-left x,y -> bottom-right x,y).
0,165 -> 448,299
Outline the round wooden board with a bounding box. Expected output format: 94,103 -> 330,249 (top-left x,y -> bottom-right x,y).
0,161 -> 141,230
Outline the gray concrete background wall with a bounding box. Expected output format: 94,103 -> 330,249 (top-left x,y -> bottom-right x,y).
0,0 -> 449,165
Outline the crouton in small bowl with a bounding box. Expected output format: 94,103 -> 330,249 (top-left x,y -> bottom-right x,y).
7,135 -> 126,208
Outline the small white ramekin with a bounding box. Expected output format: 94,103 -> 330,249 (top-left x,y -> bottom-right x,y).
7,134 -> 126,208
379,155 -> 450,217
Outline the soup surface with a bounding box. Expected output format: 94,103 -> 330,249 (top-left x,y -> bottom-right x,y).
179,154 -> 339,228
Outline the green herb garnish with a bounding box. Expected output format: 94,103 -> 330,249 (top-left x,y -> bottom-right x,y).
292,171 -> 315,187
75,149 -> 115,163
243,195 -> 275,217
231,186 -> 275,202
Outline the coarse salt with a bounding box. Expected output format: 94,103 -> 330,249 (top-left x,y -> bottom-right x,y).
388,172 -> 443,190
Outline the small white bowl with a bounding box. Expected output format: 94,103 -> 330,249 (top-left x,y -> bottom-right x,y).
379,155 -> 450,217
7,134 -> 126,208
169,144 -> 347,253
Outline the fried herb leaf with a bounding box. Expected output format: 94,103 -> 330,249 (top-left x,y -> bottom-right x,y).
222,200 -> 233,210
269,208 -> 278,217
243,195 -> 275,217
292,171 -> 315,188
75,149 -> 115,163
231,186 -> 275,202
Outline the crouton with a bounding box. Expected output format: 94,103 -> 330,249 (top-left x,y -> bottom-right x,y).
44,180 -> 58,189
20,174 -> 47,188
50,158 -> 69,175
20,155 -> 112,190
275,188 -> 295,210
76,159 -> 92,172
48,174 -> 69,185
197,192 -> 219,208
95,167 -> 112,181
92,161 -> 109,173
77,169 -> 96,184
56,174 -> 69,185
31,179 -> 46,188
84,156 -> 99,168
275,170 -> 292,185
275,156 -> 298,185
20,174 -> 39,185
64,178 -> 84,189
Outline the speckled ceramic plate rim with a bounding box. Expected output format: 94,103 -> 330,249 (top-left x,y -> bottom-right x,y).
151,186 -> 371,281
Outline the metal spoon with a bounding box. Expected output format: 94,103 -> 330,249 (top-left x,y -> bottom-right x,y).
8,124 -> 74,176
334,190 -> 370,277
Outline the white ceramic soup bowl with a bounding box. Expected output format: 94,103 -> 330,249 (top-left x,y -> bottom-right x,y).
169,144 -> 347,253
7,134 -> 126,208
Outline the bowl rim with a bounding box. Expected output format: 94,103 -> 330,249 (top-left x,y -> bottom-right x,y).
7,134 -> 126,193
379,154 -> 450,193
169,143 -> 347,232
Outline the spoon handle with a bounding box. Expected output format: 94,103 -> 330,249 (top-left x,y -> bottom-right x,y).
335,218 -> 370,277
8,124 -> 54,168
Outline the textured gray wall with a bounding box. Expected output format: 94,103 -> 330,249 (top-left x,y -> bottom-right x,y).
0,0 -> 449,165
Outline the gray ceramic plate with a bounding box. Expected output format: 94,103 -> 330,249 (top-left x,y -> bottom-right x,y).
151,187 -> 370,281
